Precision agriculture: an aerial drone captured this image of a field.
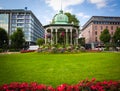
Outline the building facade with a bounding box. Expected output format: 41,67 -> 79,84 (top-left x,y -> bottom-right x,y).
44,10 -> 79,45
0,9 -> 44,46
81,16 -> 120,48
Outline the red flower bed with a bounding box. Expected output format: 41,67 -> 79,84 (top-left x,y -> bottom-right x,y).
0,78 -> 120,91
20,50 -> 35,53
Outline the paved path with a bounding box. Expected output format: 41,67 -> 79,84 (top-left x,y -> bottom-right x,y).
0,52 -> 20,54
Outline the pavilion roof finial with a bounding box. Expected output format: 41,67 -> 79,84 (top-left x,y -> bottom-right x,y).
59,0 -> 63,14
61,0 -> 62,11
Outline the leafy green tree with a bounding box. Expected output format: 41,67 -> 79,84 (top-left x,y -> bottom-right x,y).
113,27 -> 120,46
100,29 -> 111,50
100,29 -> 111,44
11,28 -> 25,49
65,12 -> 79,26
0,27 -> 8,50
36,38 -> 45,47
78,38 -> 85,46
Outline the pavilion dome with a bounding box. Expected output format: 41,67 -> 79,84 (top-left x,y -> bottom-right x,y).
54,10 -> 69,24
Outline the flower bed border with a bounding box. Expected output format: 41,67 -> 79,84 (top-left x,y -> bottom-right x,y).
0,78 -> 120,91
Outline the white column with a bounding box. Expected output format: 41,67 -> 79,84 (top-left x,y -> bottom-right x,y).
66,29 -> 68,45
45,29 -> 47,44
76,29 -> 78,45
56,29 -> 58,44
70,28 -> 72,45
51,29 -> 53,45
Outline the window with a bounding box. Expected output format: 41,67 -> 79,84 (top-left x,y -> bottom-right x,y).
111,26 -> 113,30
116,26 -> 118,29
11,28 -> 16,31
12,19 -> 16,23
25,19 -> 29,23
25,15 -> 30,18
17,19 -> 24,22
95,31 -> 97,35
12,15 -> 16,18
95,37 -> 97,42
17,23 -> 23,26
17,15 -> 24,18
106,26 -> 108,29
12,24 -> 16,26
100,26 -> 103,30
94,26 -> 97,30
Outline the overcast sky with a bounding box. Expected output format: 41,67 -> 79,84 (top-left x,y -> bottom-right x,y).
0,0 -> 120,27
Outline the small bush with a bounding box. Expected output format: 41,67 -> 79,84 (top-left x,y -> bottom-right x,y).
51,47 -> 58,53
0,49 -> 3,53
9,49 -> 20,52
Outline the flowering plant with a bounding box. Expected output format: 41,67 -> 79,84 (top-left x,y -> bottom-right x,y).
20,50 -> 35,53
46,33 -> 51,38
0,78 -> 120,91
60,32 -> 65,37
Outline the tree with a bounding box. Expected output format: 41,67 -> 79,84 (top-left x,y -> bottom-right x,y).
0,27 -> 8,50
36,38 -> 45,47
78,38 -> 85,46
100,29 -> 111,44
65,12 -> 79,26
113,27 -> 120,46
11,28 -> 25,49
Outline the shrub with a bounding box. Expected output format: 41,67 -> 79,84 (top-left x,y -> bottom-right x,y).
51,47 -> 58,53
66,46 -> 72,52
0,49 -> 3,53
9,49 -> 20,52
58,47 -> 65,53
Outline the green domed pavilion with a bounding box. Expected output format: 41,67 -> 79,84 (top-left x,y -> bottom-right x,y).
44,10 -> 79,45
54,10 -> 68,24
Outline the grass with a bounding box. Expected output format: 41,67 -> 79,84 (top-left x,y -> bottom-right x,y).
0,52 -> 120,87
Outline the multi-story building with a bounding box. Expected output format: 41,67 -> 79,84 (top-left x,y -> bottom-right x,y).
0,9 -> 44,46
81,16 -> 120,48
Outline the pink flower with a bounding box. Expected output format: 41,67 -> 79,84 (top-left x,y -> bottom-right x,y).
37,84 -> 46,90
2,84 -> 8,90
19,82 -> 29,91
30,82 -> 38,90
57,84 -> 68,91
91,78 -> 96,82
47,86 -> 55,91
60,32 -> 65,37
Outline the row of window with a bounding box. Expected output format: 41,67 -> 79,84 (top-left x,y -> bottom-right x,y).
94,17 -> 120,21
94,31 -> 114,36
93,21 -> 120,25
94,26 -> 119,31
12,15 -> 30,19
12,19 -> 30,23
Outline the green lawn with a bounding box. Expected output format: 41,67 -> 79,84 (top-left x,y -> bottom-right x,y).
0,52 -> 120,87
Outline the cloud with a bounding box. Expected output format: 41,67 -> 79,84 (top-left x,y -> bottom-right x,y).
65,8 -> 73,13
76,12 -> 90,19
105,3 -> 117,12
88,0 -> 108,8
110,4 -> 117,7
0,6 -> 3,9
45,0 -> 84,11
